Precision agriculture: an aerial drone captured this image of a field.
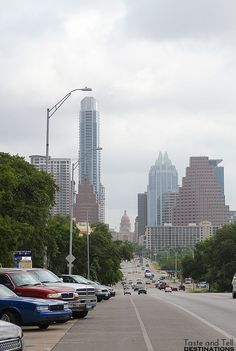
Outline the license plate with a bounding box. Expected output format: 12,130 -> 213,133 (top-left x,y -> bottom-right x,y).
86,304 -> 92,309
68,302 -> 79,308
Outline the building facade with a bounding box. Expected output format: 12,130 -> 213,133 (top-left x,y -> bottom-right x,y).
145,222 -> 218,253
147,152 -> 178,226
74,178 -> 99,224
137,192 -> 147,237
172,157 -> 229,226
79,97 -> 104,222
29,155 -> 71,216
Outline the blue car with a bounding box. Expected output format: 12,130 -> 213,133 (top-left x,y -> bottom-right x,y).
0,284 -> 72,329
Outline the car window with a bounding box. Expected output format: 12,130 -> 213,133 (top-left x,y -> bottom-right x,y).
11,273 -> 40,286
0,275 -> 14,290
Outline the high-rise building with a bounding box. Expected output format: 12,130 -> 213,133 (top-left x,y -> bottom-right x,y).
78,97 -> 104,222
29,155 -> 71,216
157,192 -> 178,225
73,178 -> 99,224
147,152 -> 178,226
172,157 -> 229,226
137,192 -> 147,236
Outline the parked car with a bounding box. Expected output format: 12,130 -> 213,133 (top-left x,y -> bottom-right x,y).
171,286 -> 178,291
0,284 -> 72,329
232,274 -> 236,298
16,268 -> 97,318
165,286 -> 172,293
0,320 -> 23,351
60,274 -> 110,302
138,286 -> 147,295
0,270 -> 80,317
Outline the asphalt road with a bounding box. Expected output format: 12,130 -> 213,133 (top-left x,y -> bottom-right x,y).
24,261 -> 236,351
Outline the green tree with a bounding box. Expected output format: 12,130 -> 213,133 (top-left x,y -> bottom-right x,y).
180,224 -> 236,292
0,153 -> 57,266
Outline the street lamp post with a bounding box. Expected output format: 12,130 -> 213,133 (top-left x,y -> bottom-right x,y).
86,209 -> 90,280
45,87 -> 92,172
68,160 -> 79,274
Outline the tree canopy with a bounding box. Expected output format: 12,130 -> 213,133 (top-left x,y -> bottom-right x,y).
181,224 -> 236,291
0,152 -> 57,266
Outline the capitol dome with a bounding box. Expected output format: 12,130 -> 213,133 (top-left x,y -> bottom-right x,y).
119,210 -> 131,234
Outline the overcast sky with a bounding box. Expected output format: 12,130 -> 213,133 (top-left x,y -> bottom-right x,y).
1,1 -> 236,229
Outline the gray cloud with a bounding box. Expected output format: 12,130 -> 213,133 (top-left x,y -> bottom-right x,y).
123,0 -> 236,41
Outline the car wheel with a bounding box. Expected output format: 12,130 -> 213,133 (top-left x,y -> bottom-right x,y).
73,311 -> 88,319
1,311 -> 20,325
38,324 -> 50,330
232,291 -> 236,299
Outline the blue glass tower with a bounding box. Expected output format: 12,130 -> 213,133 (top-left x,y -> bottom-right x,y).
147,152 -> 178,226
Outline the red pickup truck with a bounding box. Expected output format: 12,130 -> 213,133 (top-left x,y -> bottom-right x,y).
0,270 -> 80,314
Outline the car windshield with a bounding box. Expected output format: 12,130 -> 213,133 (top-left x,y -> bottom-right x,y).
11,272 -> 41,287
0,284 -> 17,297
73,275 -> 89,284
30,270 -> 61,283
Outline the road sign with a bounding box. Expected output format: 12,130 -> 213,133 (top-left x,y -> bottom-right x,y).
14,250 -> 32,258
66,254 -> 76,263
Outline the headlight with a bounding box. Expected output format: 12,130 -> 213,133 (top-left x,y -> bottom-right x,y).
95,288 -> 102,293
36,305 -> 49,311
64,304 -> 69,309
47,293 -> 60,298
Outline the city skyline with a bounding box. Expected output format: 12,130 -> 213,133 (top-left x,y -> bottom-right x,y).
1,1 -> 236,229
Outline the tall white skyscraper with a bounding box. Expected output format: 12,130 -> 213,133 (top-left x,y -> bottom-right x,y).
147,152 -> 178,226
29,155 -> 71,216
78,97 -> 105,222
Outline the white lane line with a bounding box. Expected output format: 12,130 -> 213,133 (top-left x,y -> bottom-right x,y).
151,294 -> 236,343
130,297 -> 154,351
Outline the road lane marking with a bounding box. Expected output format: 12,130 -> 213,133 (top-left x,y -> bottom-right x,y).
130,297 -> 154,351
150,294 -> 236,343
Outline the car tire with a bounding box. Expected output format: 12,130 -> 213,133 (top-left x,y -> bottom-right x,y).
73,311 -> 88,319
38,324 -> 50,330
232,291 -> 236,299
1,311 -> 20,325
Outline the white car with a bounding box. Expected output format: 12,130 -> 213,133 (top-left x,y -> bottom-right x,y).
232,274 -> 236,298
165,286 -> 172,293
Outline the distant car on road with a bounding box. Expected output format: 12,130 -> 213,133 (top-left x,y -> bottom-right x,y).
138,286 -> 147,295
165,286 -> 172,293
124,287 -> 131,295
179,284 -> 186,291
133,281 -> 144,291
197,281 -> 209,289
0,320 -> 23,351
